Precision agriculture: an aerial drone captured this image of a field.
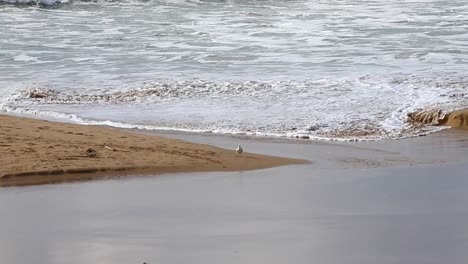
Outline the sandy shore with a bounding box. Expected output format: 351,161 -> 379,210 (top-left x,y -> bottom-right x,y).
2,108 -> 467,187
0,114 -> 307,186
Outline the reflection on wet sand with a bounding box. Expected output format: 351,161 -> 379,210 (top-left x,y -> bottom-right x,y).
1,129 -> 468,264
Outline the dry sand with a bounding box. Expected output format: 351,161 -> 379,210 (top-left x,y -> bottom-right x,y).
0,114 -> 307,186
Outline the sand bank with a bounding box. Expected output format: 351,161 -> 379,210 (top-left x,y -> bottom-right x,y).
439,109 -> 468,129
408,108 -> 468,130
0,114 -> 307,186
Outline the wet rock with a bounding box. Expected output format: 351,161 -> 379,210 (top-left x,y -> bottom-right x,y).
306,125 -> 319,131
85,148 -> 97,158
407,108 -> 444,126
27,88 -> 56,99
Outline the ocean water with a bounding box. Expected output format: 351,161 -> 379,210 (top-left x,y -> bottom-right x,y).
1,0 -> 467,140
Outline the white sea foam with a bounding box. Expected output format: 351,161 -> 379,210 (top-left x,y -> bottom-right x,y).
2,74 -> 467,141
0,104 -> 451,142
1,0 -> 70,5
13,54 -> 38,62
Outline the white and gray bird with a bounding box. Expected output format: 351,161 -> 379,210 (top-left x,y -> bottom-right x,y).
236,144 -> 243,156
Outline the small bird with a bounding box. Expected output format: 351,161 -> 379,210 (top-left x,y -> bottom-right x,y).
236,144 -> 243,156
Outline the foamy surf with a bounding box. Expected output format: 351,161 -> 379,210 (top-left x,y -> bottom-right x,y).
13,54 -> 38,62
0,0 -> 70,5
2,75 -> 467,141
0,104 -> 452,142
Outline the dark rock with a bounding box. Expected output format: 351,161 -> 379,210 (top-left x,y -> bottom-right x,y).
85,148 -> 97,158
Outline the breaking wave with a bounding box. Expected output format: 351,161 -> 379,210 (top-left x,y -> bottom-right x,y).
20,80 -> 323,104
3,76 -> 468,141
0,0 -> 71,5
0,0 -> 202,6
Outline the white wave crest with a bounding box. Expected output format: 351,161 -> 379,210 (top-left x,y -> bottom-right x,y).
1,0 -> 71,5
2,75 -> 468,141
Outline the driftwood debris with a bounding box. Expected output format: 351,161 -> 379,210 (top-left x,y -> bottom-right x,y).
102,145 -> 130,152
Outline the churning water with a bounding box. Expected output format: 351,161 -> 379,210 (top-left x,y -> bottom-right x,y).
1,0 -> 467,140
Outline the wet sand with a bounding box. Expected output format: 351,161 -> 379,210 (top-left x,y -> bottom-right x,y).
1,125 -> 468,264
0,114 -> 306,186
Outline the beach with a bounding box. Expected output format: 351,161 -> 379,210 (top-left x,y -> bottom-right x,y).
0,114 -> 306,186
2,0 -> 468,262
1,115 -> 468,264
1,109 -> 467,187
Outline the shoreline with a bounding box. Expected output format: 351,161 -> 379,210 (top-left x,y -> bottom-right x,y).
0,114 -> 308,187
1,108 -> 467,187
